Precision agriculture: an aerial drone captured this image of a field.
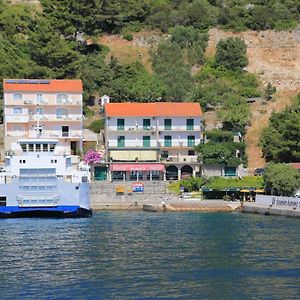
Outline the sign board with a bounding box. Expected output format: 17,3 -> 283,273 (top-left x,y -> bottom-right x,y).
132,182 -> 144,192
256,195 -> 300,208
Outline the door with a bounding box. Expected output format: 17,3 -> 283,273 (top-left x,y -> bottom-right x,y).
143,136 -> 150,147
71,141 -> 77,155
94,167 -> 107,181
117,136 -> 125,148
62,126 -> 69,137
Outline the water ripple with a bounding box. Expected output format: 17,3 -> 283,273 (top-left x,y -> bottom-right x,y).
0,212 -> 299,299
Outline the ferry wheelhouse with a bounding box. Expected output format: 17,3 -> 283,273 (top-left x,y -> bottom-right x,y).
0,139 -> 92,218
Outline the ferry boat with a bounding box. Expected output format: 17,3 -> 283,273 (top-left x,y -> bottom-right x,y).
0,139 -> 92,218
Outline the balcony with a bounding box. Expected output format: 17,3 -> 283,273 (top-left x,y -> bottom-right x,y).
160,155 -> 198,163
108,126 -> 158,132
29,114 -> 82,122
5,115 -> 29,123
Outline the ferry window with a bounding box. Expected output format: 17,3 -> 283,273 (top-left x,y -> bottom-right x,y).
23,186 -> 30,191
49,144 -> 55,152
36,144 -> 41,152
28,144 -> 34,152
23,160 -> 26,163
31,186 -> 38,191
38,186 -> 45,191
20,144 -> 27,152
19,160 -> 22,163
13,93 -> 22,100
42,144 -> 48,152
13,107 -> 23,114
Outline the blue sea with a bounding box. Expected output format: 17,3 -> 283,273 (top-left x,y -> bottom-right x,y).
0,212 -> 299,299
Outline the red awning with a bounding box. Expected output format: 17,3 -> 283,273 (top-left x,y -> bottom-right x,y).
110,163 -> 165,172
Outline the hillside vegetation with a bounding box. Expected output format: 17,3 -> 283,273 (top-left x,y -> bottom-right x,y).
1,0 -> 299,168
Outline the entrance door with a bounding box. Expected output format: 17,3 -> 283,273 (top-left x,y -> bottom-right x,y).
70,141 -> 77,155
94,167 -> 107,180
62,126 -> 69,137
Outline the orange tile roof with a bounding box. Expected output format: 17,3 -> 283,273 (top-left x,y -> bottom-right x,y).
105,102 -> 202,117
3,79 -> 83,93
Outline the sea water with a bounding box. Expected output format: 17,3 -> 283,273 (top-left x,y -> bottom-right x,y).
0,212 -> 299,299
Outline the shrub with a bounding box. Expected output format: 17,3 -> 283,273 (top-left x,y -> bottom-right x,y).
88,119 -> 104,133
123,33 -> 133,41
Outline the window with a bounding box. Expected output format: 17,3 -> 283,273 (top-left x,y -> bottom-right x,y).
164,119 -> 172,130
57,94 -> 68,104
164,136 -> 172,147
20,144 -> 27,152
187,135 -> 195,147
49,144 -> 55,152
14,125 -> 23,131
36,94 -> 43,103
42,144 -> 48,152
13,93 -> 22,100
13,107 -> 22,114
161,151 -> 168,158
187,119 -> 194,130
56,108 -> 69,119
143,119 -> 151,130
62,126 -> 69,137
117,118 -> 125,130
28,144 -> 34,152
188,150 -> 195,156
36,107 -> 43,115
36,144 -> 41,152
117,136 -> 125,148
143,136 -> 150,147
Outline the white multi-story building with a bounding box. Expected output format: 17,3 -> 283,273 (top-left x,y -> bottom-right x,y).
3,79 -> 83,155
104,102 -> 203,181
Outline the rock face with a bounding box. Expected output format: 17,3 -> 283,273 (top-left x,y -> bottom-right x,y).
207,27 -> 300,94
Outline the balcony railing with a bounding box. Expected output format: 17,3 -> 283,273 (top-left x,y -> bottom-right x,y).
6,99 -> 81,106
29,114 -> 82,121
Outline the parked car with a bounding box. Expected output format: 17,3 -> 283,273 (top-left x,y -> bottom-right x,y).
254,168 -> 265,176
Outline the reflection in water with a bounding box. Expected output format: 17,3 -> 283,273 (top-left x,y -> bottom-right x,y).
0,213 -> 299,299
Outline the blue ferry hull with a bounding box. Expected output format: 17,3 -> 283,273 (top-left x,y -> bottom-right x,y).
0,206 -> 92,218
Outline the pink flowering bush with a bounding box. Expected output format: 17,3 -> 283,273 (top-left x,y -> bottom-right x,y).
83,149 -> 102,165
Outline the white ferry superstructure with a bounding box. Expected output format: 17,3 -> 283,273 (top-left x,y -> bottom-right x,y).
0,139 -> 92,218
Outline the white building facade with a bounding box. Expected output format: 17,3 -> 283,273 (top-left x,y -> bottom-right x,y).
3,79 -> 83,155
104,102 -> 203,181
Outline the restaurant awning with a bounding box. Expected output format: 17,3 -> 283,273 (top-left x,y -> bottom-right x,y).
110,163 -> 165,172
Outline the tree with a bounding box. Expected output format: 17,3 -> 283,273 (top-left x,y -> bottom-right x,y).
265,82 -> 276,100
215,37 -> 248,71
263,163 -> 300,196
28,19 -> 80,78
261,96 -> 300,162
195,140 -> 246,166
152,40 -> 192,101
217,96 -> 250,134
41,0 -> 102,38
83,149 -> 102,165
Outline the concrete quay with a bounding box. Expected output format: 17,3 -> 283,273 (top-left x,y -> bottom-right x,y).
242,202 -> 300,218
90,181 -> 241,212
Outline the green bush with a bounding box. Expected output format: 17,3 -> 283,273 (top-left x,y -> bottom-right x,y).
123,33 -> 133,41
88,119 -> 104,133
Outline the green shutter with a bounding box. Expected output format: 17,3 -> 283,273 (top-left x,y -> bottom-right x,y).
117,119 -> 125,130
143,119 -> 151,130
187,119 -> 194,130
117,136 -> 125,148
164,136 -> 172,147
164,119 -> 172,130
187,135 -> 195,147
143,136 -> 150,147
